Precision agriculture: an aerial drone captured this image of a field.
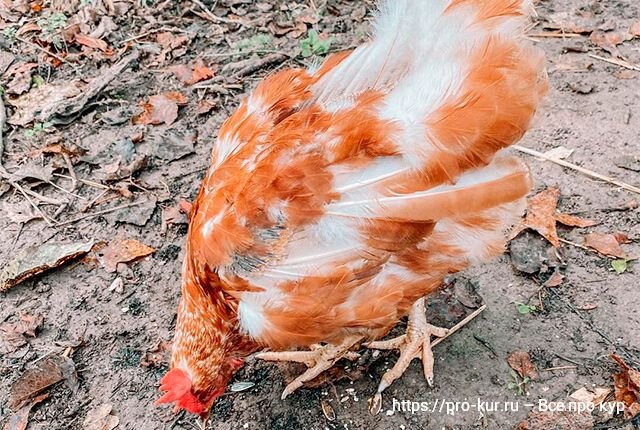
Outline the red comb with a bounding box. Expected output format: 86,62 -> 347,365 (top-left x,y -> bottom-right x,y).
156,368 -> 192,405
156,368 -> 208,416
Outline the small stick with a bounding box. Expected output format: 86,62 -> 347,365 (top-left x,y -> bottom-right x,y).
53,173 -> 111,190
16,183 -> 54,226
15,36 -> 74,67
55,201 -> 142,227
559,237 -> 591,252
588,54 -> 640,72
62,153 -> 78,191
432,304 -> 487,348
0,94 -> 7,177
191,0 -> 246,26
543,365 -> 577,371
82,189 -> 111,212
528,32 -> 583,38
513,145 -> 640,194
555,354 -> 584,367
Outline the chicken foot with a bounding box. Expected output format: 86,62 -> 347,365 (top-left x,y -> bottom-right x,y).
366,297 -> 449,414
256,335 -> 363,399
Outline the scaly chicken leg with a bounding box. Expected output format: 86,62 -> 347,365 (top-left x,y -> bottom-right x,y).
256,335 -> 363,399
366,297 -> 449,413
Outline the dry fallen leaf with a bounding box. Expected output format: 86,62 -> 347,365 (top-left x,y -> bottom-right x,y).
510,188 -> 594,247
517,410 -> 594,430
0,241 -> 95,292
542,146 -> 574,160
132,92 -> 188,126
196,99 -> 216,115
555,213 -> 597,228
3,201 -> 43,224
583,233 -> 629,259
507,350 -> 538,380
570,387 -> 611,405
544,271 -> 564,287
611,354 -> 640,418
140,340 -> 171,368
0,314 -> 44,354
83,403 -> 119,430
169,59 -> 217,85
97,239 -> 155,273
3,393 -> 48,430
5,62 -> 38,96
7,80 -> 85,126
589,30 -> 630,56
75,34 -> 110,53
9,356 -> 76,410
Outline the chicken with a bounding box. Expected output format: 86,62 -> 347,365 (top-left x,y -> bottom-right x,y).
156,0 -> 547,420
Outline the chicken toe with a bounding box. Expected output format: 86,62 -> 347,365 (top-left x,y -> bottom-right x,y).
366,297 -> 449,414
256,336 -> 363,399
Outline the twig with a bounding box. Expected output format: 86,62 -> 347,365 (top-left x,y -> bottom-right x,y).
0,94 -> 7,177
54,173 -> 111,190
15,183 -> 54,226
62,153 -> 78,191
15,36 -> 74,68
588,54 -> 640,72
528,32 -> 583,38
558,237 -> 591,252
555,354 -> 584,367
55,201 -> 142,227
513,145 -> 640,194
543,365 -> 577,371
191,0 -> 246,26
432,304 -> 487,348
473,334 -> 498,358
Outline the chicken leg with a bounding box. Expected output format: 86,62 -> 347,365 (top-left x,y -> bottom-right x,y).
256,335 -> 363,399
366,297 -> 449,414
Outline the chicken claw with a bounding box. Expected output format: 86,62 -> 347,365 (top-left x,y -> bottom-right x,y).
366,297 -> 449,414
256,336 -> 363,399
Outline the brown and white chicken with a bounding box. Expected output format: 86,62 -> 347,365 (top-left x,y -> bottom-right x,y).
157,0 -> 548,419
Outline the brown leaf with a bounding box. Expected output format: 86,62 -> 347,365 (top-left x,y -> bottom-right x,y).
196,99 -> 216,115
3,201 -> 42,224
5,62 -> 37,96
554,213 -> 597,228
132,92 -> 187,126
162,205 -> 189,231
583,233 -> 628,258
611,354 -> 640,419
9,356 -> 75,410
0,314 -> 44,354
511,188 -> 561,246
613,232 -> 631,244
517,410 -> 593,430
140,340 -> 171,368
155,32 -> 189,49
511,188 -> 598,247
3,393 -> 48,430
83,403 -> 119,430
0,241 -> 94,292
577,303 -> 598,311
544,271 -> 564,287
589,30 -> 629,56
97,239 -> 155,273
75,34 -> 110,52
169,59 -> 216,85
7,80 -> 85,126
507,350 -> 538,380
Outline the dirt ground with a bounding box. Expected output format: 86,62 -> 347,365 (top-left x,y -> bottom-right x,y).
1,0 -> 639,429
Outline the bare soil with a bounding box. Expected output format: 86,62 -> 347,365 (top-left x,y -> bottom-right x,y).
1,0 -> 639,429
